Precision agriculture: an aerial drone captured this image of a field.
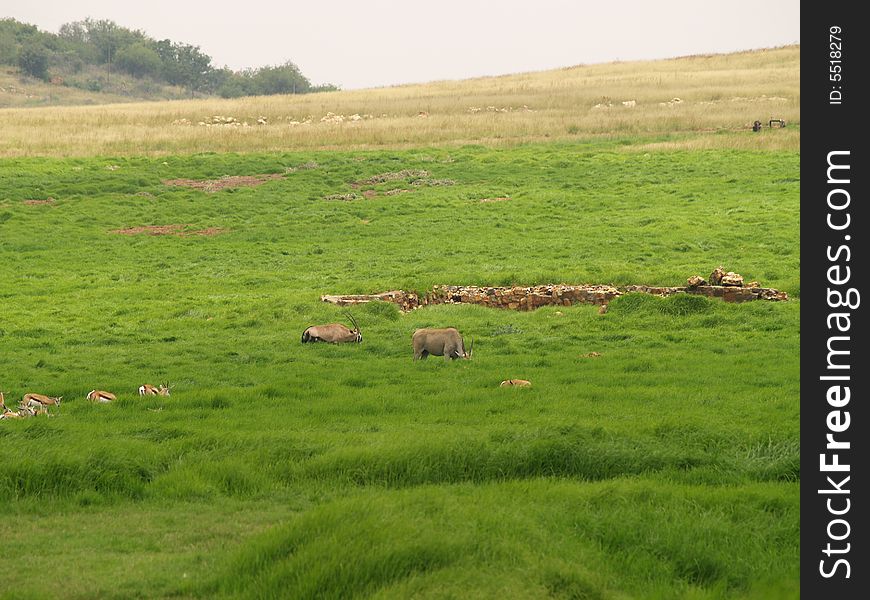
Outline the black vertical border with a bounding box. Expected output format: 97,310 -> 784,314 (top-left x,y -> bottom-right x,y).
802,4 -> 867,597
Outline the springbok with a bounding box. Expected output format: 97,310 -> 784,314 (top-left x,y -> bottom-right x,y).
1,391 -> 16,419
2,408 -> 32,419
412,328 -> 473,361
302,313 -> 362,344
500,379 -> 532,387
21,393 -> 62,410
139,383 -> 171,397
87,390 -> 116,403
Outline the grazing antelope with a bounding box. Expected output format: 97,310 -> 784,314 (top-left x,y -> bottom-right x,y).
302,313 -> 362,344
139,383 -> 171,397
87,390 -> 116,403
500,379 -> 532,387
412,328 -> 473,361
21,393 -> 62,409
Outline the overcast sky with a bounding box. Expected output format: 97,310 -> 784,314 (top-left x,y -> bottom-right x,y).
3,1 -> 800,90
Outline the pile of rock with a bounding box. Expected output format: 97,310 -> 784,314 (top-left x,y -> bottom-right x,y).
321,268 -> 788,313
320,112 -> 373,124
199,115 -> 246,127
467,105 -> 535,113
321,290 -> 421,312
428,284 -> 620,310
690,266 -> 761,289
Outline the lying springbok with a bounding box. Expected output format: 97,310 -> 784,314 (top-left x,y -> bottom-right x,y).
302,313 -> 362,344
21,393 -> 62,410
2,407 -> 36,419
1,392 -> 15,418
412,328 -> 473,361
500,379 -> 532,387
139,383 -> 171,397
87,390 -> 116,403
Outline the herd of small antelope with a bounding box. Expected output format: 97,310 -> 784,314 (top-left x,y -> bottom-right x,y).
0,384 -> 171,420
2,313 -> 532,422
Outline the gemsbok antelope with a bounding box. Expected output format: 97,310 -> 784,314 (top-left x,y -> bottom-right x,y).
139,383 -> 171,397
87,390 -> 116,403
412,328 -> 473,361
302,313 -> 362,344
21,393 -> 62,410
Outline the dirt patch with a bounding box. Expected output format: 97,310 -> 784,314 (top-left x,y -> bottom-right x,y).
185,227 -> 228,236
162,174 -> 283,193
363,190 -> 378,198
323,193 -> 360,201
111,224 -> 228,237
23,198 -> 55,205
384,189 -> 412,196
411,178 -> 455,187
479,197 -> 510,203
353,170 -> 429,186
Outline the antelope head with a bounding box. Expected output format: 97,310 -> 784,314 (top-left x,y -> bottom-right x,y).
345,312 -> 362,343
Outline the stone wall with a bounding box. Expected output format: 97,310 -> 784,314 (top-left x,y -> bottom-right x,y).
321,283 -> 787,312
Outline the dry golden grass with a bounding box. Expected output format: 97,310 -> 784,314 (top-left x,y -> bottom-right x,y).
0,46 -> 799,157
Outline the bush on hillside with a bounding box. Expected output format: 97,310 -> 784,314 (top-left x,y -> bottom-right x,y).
17,41 -> 49,80
114,43 -> 161,78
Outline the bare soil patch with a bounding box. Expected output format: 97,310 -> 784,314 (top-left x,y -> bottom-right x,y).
162,174 -> 283,193
363,190 -> 378,199
23,198 -> 55,205
111,224 -> 228,237
323,193 -> 360,201
353,170 -> 429,187
479,197 -> 511,203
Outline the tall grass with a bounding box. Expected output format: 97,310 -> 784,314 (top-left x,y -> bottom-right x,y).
0,46 -> 799,157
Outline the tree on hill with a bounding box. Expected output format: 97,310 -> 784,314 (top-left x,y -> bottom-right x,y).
153,39 -> 213,91
0,17 -> 338,98
17,41 -> 50,80
253,61 -> 310,95
114,43 -> 161,78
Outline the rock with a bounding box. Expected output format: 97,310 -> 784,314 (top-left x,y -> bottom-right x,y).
746,281 -> 760,288
720,272 -> 744,287
709,266 -> 725,286
598,304 -> 608,314
687,275 -> 707,288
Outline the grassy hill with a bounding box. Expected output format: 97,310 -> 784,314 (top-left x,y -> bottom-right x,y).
0,45 -> 799,157
0,47 -> 799,599
0,66 -> 196,109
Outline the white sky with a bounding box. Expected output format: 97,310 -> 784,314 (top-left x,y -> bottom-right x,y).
3,1 -> 800,90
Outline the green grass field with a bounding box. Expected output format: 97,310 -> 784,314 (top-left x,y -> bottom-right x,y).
0,141 -> 799,599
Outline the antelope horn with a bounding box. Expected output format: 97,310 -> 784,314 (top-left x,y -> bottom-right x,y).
345,311 -> 360,332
